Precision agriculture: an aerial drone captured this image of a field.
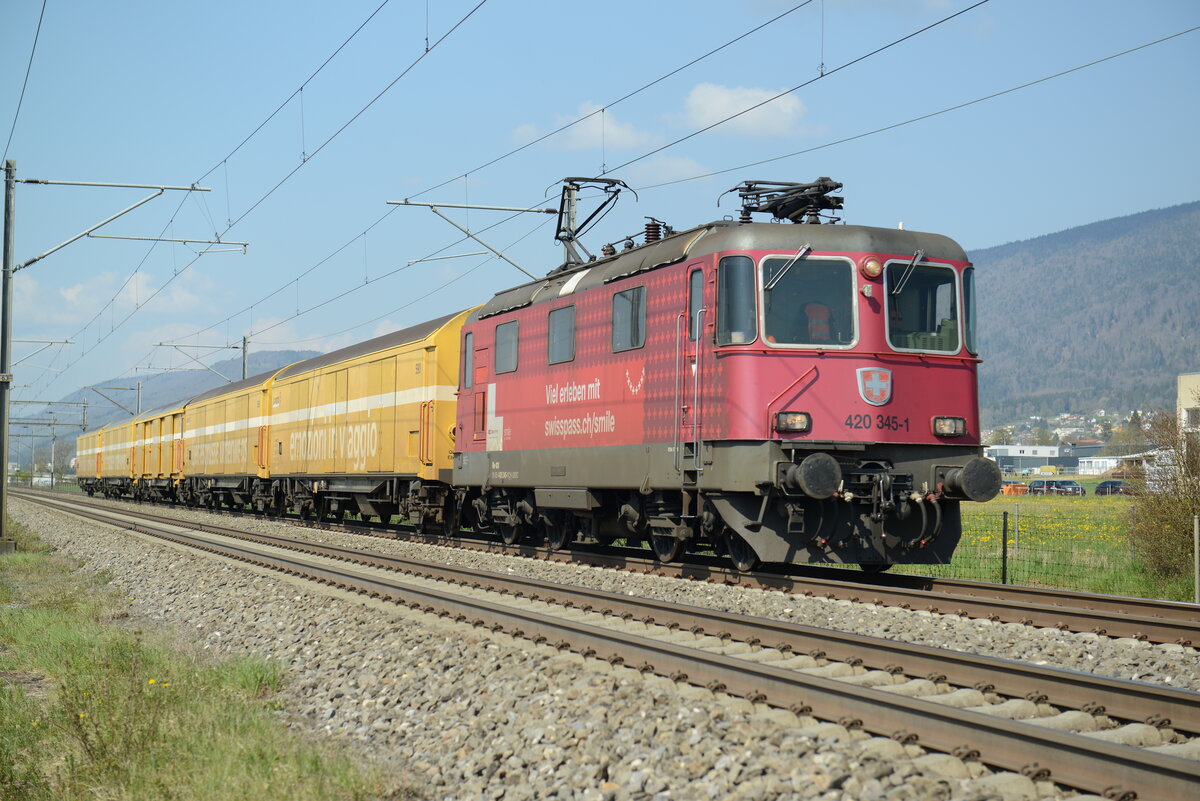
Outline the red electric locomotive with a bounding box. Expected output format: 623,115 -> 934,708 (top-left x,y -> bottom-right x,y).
454,179 -> 1000,571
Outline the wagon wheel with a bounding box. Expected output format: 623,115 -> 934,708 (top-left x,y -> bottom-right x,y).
542,513 -> 573,552
650,534 -> 685,563
498,523 -> 522,546
314,497 -> 330,522
723,529 -> 760,573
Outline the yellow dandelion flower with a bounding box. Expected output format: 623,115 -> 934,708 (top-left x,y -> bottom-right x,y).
148,679 -> 156,684
79,713 -> 87,719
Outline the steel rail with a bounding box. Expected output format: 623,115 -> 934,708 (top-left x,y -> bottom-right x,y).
22,492 -> 1200,801
21,489 -> 1200,645
30,492 -> 1199,736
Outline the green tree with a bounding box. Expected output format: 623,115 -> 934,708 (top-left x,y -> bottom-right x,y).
1101,418 -> 1150,456
1128,409 -> 1200,578
987,427 -> 1013,445
1033,428 -> 1057,446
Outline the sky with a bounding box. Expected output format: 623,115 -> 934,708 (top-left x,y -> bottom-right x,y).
1,0 -> 1197,414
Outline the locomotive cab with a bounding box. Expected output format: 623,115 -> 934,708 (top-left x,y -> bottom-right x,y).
690,187 -> 1000,568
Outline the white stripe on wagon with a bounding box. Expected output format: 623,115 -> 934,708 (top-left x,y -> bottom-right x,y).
93,385 -> 460,444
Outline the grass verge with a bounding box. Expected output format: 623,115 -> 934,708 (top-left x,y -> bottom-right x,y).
889,494 -> 1195,601
0,517 -> 415,801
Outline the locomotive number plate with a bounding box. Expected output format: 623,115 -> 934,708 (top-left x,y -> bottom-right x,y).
844,414 -> 909,432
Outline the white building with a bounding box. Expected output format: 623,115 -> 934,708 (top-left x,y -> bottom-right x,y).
1078,457 -> 1121,475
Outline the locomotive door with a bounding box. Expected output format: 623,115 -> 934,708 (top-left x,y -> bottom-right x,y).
466,332 -> 490,444
675,264 -> 709,483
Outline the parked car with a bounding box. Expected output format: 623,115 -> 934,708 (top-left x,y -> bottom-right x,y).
1095,480 -> 1132,496
1028,479 -> 1085,496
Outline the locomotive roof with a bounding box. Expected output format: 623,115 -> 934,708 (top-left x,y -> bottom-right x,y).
470,221 -> 967,321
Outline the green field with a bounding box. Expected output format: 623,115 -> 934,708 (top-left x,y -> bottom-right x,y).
897,484 -> 1196,601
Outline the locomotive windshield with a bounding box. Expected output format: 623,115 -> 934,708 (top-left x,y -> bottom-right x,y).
885,261 -> 959,352
761,256 -> 854,346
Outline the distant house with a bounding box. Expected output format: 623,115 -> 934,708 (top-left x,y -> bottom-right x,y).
1180,371 -> 1200,463
1078,456 -> 1122,475
985,444 -> 1080,474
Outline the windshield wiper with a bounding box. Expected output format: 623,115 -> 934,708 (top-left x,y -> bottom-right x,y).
764,242 -> 812,291
890,249 -> 925,296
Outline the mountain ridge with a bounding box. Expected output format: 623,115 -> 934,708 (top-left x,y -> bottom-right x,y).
972,199 -> 1200,424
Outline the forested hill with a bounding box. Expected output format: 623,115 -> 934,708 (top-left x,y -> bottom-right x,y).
972,200 -> 1200,425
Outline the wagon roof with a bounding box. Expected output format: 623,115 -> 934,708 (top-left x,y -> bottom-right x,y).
187,370 -> 291,404
273,310 -> 464,380
470,221 -> 967,321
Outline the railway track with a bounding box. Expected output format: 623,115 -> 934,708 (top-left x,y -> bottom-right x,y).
18,490 -> 1200,800
35,489 -> 1200,646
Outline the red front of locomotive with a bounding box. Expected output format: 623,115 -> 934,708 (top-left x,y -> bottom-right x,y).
454,208 -> 1000,568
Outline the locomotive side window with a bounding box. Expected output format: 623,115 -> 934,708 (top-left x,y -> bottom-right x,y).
462,332 -> 474,388
495,321 -> 519,373
962,267 -> 978,355
717,256 -> 757,345
548,306 -> 576,364
612,286 -> 646,352
885,262 -> 959,352
762,256 -> 854,346
687,269 -> 703,341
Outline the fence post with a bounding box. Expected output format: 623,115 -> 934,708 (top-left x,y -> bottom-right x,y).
1013,503 -> 1020,550
1001,511 -> 1009,585
1194,516 -> 1198,605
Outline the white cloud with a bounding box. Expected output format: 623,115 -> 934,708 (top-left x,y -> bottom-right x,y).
513,102 -> 657,152
683,83 -> 808,137
627,155 -> 711,187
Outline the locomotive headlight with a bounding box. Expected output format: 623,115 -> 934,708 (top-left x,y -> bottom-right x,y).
775,411 -> 811,433
860,256 -> 883,279
932,416 -> 966,437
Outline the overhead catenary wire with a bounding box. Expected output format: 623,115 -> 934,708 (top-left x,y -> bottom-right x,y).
3,0 -> 49,163
30,0 -> 811,396
39,0 -> 402,374
76,0 -> 992,380
149,0 -> 990,360
634,23 -> 1200,192
256,213 -> 556,346
250,203 -> 555,341
164,1 -> 817,347
215,16 -> 1200,351
25,1 -> 490,400
604,0 -> 991,175
406,0 -> 816,201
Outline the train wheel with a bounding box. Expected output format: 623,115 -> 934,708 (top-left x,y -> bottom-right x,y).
724,530 -> 760,573
650,534 -> 684,563
543,516 -> 572,551
498,523 -> 521,545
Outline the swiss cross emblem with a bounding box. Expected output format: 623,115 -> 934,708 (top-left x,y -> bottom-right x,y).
857,368 -> 892,406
